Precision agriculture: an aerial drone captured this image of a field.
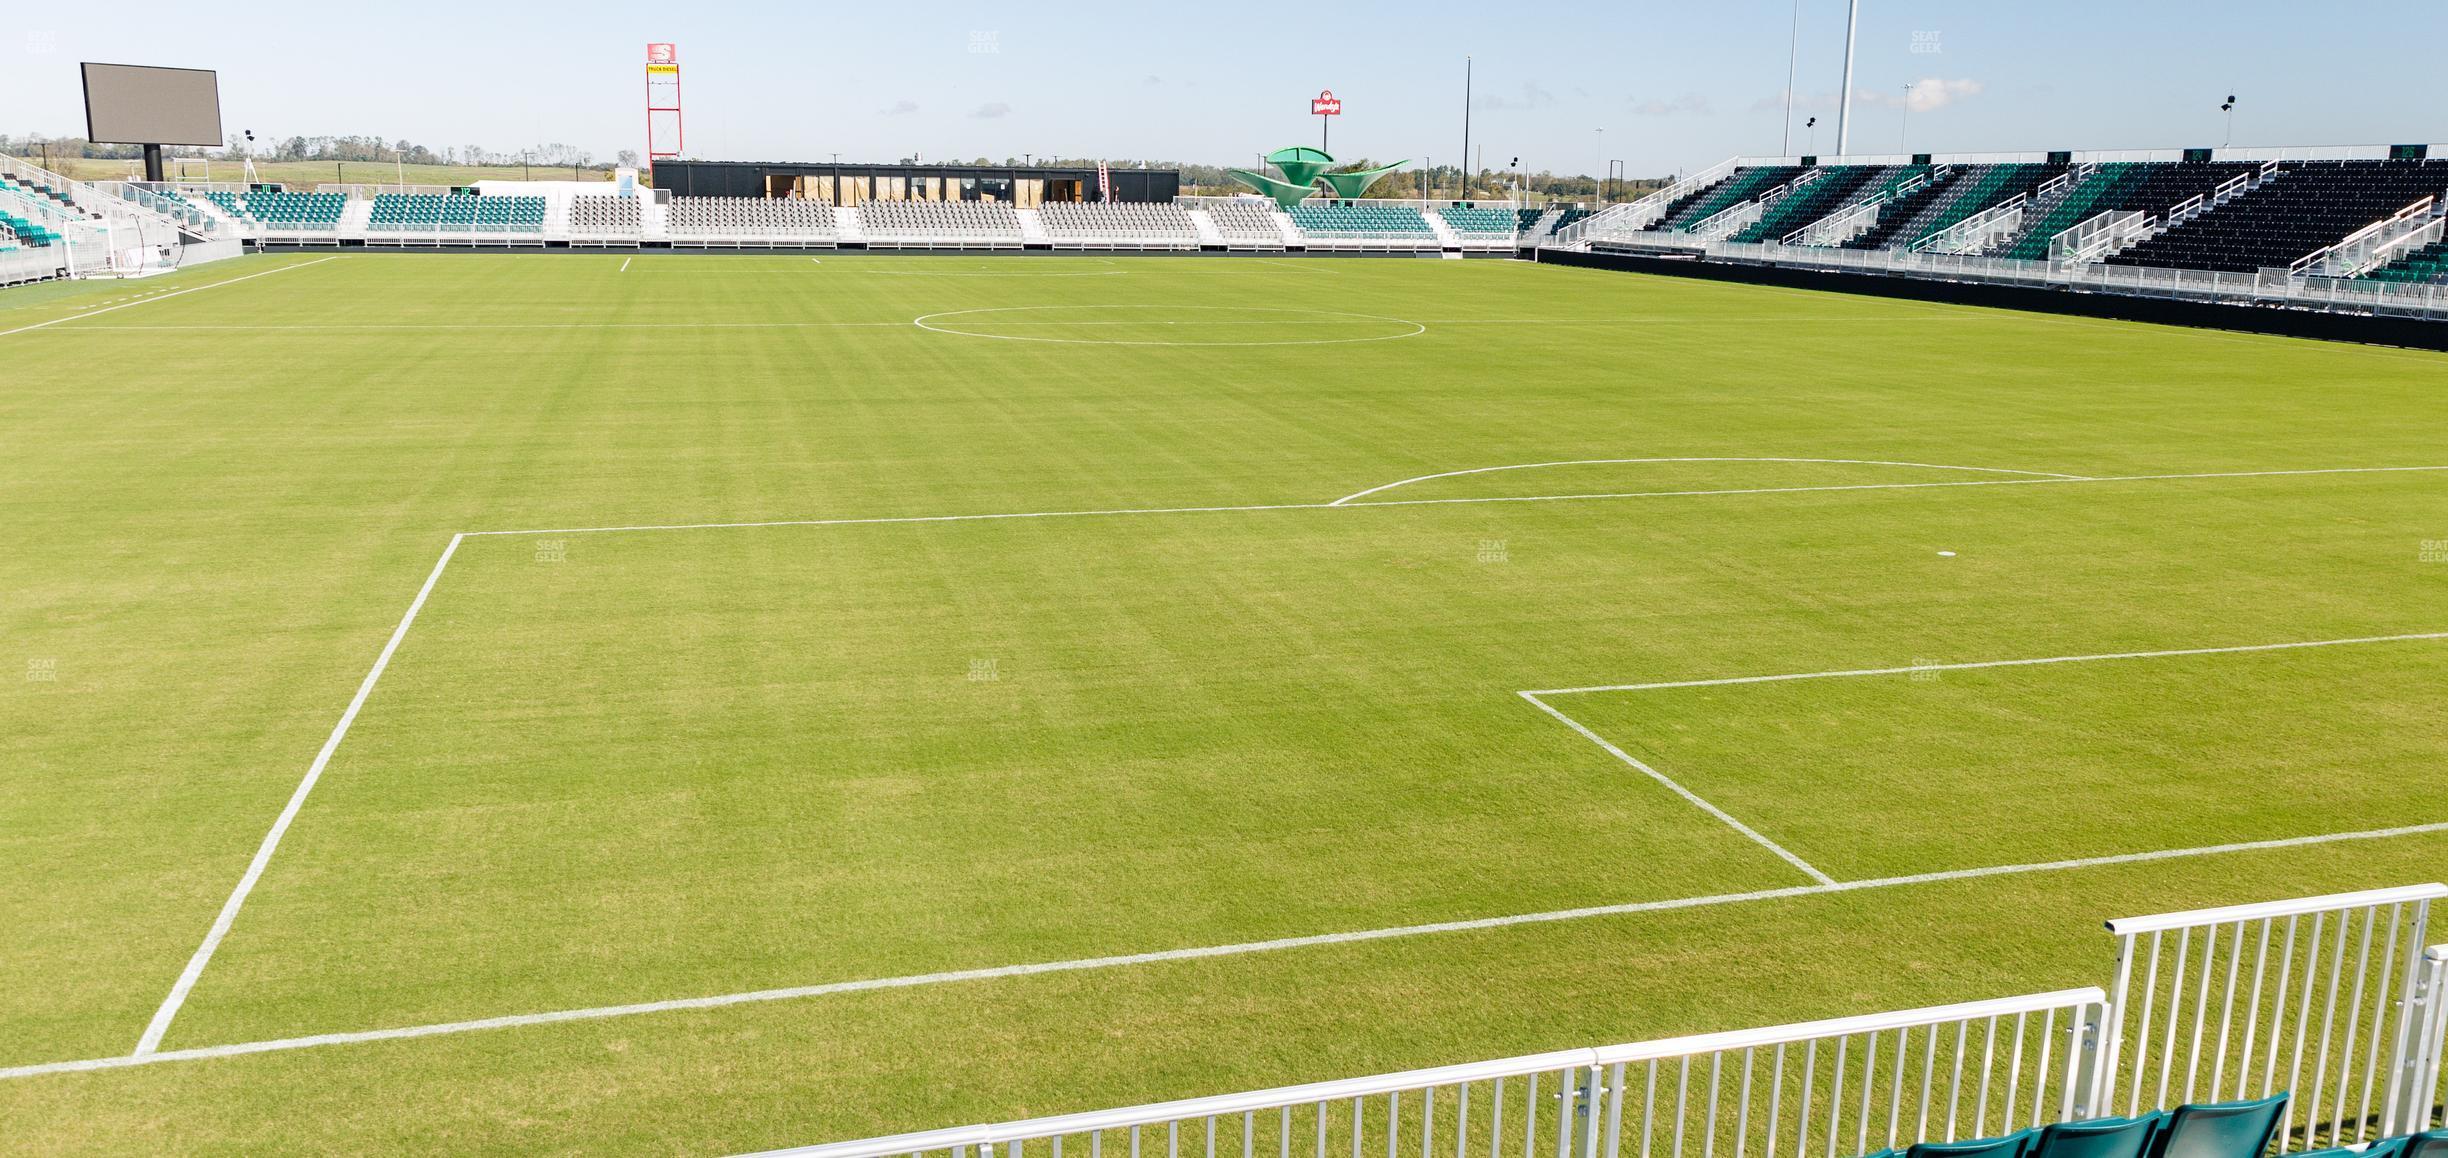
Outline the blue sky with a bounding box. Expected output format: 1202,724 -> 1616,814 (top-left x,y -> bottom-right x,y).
5,0 -> 2443,176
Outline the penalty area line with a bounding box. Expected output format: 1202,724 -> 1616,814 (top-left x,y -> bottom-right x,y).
1528,630 -> 2448,697
458,462 -> 2448,539
10,818 -> 2447,1082
129,533 -> 466,1057
1520,691 -> 1835,885
0,256 -> 343,339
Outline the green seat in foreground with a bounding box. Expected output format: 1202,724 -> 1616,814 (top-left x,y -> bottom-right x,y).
2032,1114 -> 2163,1158
1908,1128 -> 2041,1158
2150,1094 -> 2286,1158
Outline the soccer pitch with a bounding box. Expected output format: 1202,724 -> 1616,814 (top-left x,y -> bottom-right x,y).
3,252 -> 2446,1153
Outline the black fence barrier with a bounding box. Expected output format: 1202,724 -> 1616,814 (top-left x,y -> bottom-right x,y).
1530,247 -> 2448,352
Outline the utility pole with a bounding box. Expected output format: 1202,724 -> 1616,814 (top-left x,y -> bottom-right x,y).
1594,127 -> 1604,204
1835,0 -> 1861,156
1781,0 -> 1803,155
1460,56 -> 1472,204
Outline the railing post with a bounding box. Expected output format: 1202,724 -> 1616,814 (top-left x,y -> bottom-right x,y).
1580,1066 -> 1605,1158
2389,941 -> 2446,1136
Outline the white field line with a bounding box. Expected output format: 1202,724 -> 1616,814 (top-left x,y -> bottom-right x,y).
63,321 -> 921,332
460,463 -> 2448,539
620,257 -> 631,272
1329,457 -> 2091,506
12,817 -> 2447,1083
77,459 -> 2448,1077
0,256 -> 342,338
1528,631 -> 2448,697
1520,692 -> 1837,885
130,534 -> 466,1056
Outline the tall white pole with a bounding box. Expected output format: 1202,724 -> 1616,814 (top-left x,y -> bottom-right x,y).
1834,0 -> 1860,157
1461,56 -> 1473,203
1781,0 -> 1803,155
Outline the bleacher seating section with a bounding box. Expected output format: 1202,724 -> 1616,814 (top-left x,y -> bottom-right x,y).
1730,164 -> 1898,243
568,195 -> 642,236
202,190 -> 349,229
1437,205 -> 1518,236
667,196 -> 836,239
0,183 -> 66,246
1996,162 -> 2256,260
1826,167 -> 1960,249
1037,202 -> 1197,242
1872,163 -> 2062,250
2364,237 -> 2448,283
368,192 -> 547,232
1206,199 -> 1285,242
1649,165 -> 1807,231
2109,160 -> 2448,273
1288,203 -> 1433,237
858,199 -> 1022,243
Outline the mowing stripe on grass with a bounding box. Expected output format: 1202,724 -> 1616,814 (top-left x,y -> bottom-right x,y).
0,256 -> 342,339
459,462 -> 2448,538
1526,631 -> 2448,697
131,534 -> 467,1057
1328,457 -> 2091,505
12,818 -> 2445,1083
1520,691 -> 1836,885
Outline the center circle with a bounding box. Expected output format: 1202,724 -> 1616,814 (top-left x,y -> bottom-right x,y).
911,305 -> 1427,347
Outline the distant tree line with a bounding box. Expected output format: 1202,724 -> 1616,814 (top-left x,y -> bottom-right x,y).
6,130 -> 1656,200
884,153 -> 1665,204
0,132 -> 641,170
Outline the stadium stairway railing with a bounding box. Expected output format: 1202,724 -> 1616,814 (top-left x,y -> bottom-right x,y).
746,885 -> 2448,1158
1560,156 -> 1743,246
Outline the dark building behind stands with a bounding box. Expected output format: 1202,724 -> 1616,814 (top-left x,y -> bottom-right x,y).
650,160 -> 1180,206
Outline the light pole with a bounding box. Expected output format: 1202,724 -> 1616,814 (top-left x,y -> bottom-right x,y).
1900,82 -> 1914,152
1594,127 -> 1605,205
1805,116 -> 1819,157
2221,95 -> 2237,147
1835,0 -> 1861,156
1460,55 -> 1473,205
1609,160 -> 1625,207
1781,0 -> 1803,154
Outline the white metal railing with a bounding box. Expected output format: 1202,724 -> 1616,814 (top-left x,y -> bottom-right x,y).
1564,157 -> 1744,245
1686,170 -> 1822,241
745,990 -> 2109,1158
1564,234 -> 2448,320
2049,210 -> 2155,266
0,153 -> 197,259
2417,947 -> 2447,1131
2294,198 -> 2444,279
1912,194 -> 2026,255
2100,885 -> 2448,1148
1786,168 -> 1942,248
1723,143 -> 2443,169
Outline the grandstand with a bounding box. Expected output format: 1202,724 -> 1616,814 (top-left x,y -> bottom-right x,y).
1036,201 -> 1201,248
367,192 -> 548,233
858,199 -> 1025,247
1559,145 -> 2448,319
667,194 -> 839,242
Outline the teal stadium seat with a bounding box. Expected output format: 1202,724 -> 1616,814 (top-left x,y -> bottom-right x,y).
1437,205 -> 1518,235
2030,1115 -> 2164,1158
1288,203 -> 1434,237
1908,1129 -> 2040,1158
369,192 -> 545,232
2147,1094 -> 2286,1158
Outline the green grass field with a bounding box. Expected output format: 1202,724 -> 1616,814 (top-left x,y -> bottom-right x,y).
2,253 -> 2445,1153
